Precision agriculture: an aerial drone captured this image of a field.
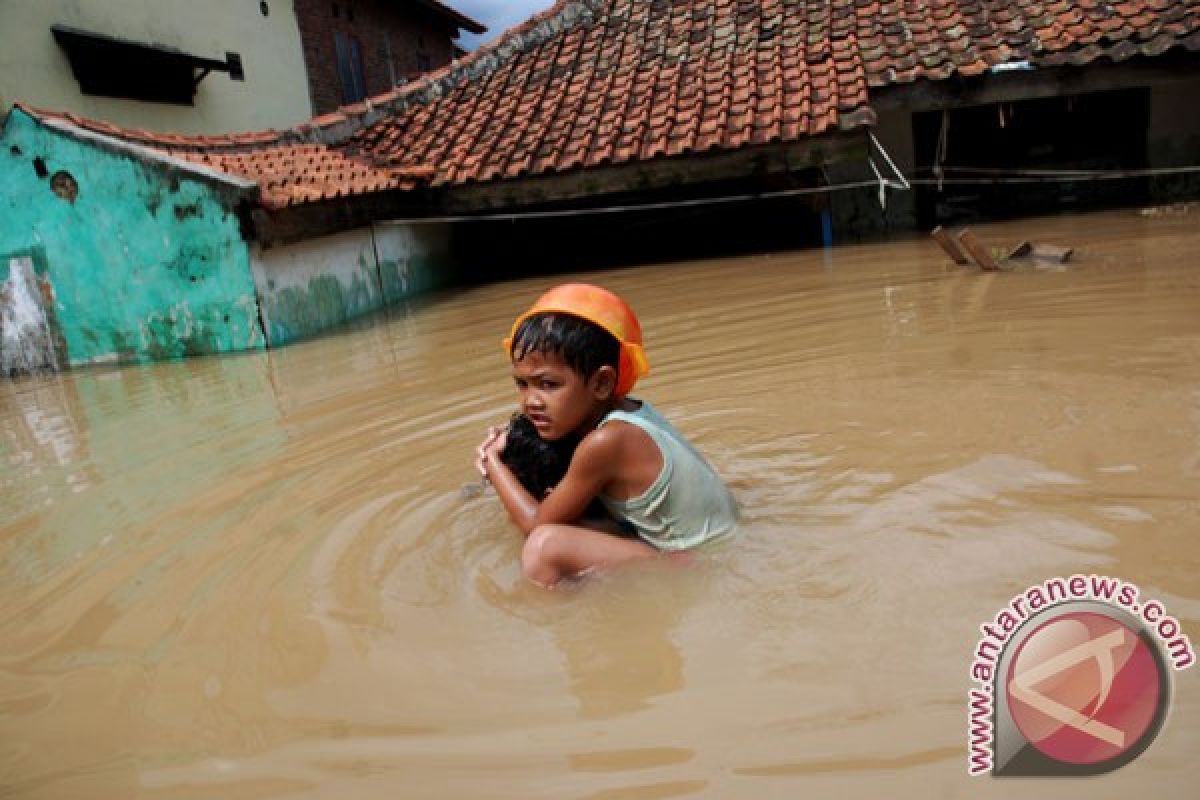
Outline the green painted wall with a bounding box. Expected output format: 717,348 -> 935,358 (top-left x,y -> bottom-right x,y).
0,109 -> 265,366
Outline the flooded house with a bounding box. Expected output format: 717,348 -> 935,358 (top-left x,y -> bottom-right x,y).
4,7 -> 1200,794
2,0 -> 1198,369
853,0 -> 1200,232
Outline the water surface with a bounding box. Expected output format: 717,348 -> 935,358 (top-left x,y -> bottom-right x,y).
2,208 -> 1198,797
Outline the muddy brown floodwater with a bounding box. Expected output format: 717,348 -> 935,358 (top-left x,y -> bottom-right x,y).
2,208 -> 1198,798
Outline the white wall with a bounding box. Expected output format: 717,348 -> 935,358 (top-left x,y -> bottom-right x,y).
0,0 -> 313,134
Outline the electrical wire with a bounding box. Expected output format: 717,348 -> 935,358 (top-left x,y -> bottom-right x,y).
374,162 -> 1199,225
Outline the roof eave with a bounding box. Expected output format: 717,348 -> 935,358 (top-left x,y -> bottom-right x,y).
15,106 -> 259,197
411,0 -> 486,35
436,128 -> 873,214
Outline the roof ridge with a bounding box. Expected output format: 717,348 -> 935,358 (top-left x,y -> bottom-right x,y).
288,0 -> 606,147
12,101 -> 289,152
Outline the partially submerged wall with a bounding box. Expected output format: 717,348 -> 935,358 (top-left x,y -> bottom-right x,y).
249,228 -> 381,347
0,109 -> 265,366
372,222 -> 450,304
249,221 -> 451,347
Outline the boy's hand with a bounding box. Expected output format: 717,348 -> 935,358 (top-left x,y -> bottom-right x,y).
475,425 -> 508,480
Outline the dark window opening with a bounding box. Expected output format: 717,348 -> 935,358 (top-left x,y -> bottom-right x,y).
334,30 -> 366,103
52,25 -> 243,105
416,52 -> 432,73
455,170 -> 831,281
332,3 -> 339,18
913,89 -> 1151,226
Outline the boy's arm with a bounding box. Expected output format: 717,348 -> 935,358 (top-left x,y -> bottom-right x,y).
534,427 -> 620,527
482,447 -> 541,535
484,427 -> 621,536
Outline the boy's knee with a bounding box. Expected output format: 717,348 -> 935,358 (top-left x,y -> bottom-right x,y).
522,525 -> 564,585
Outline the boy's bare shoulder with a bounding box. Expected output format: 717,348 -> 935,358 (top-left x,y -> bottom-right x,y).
581,418 -> 663,495
578,422 -> 624,459
582,417 -> 652,452
582,418 -> 660,469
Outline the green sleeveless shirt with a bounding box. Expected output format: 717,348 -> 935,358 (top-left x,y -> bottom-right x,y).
596,400 -> 737,551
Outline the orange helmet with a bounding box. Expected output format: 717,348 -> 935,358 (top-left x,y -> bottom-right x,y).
503,283 -> 650,397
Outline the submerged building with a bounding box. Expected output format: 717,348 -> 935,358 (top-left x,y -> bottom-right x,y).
2,0 -> 1199,370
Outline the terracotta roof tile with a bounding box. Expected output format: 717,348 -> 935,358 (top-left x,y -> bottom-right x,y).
343,0 -> 875,188
849,0 -> 1200,86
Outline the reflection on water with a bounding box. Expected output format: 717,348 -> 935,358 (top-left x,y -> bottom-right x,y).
2,209 -> 1199,798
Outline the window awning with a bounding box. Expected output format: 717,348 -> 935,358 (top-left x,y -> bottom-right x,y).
51,24 -> 243,105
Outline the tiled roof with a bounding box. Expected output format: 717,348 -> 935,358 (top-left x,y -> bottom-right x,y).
15,104 -> 433,210
342,0 -> 1200,187
345,0 -> 877,187
13,1 -> 1200,206
852,0 -> 1200,87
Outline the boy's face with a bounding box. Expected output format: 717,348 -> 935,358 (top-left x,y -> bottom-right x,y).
511,349 -> 611,441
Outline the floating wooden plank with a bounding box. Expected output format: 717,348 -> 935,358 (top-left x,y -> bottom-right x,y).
931,225 -> 970,264
956,229 -> 1001,271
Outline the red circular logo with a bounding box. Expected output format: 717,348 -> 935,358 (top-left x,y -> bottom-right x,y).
1005,611 -> 1162,765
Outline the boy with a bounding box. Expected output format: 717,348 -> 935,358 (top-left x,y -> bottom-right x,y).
477,283 -> 736,587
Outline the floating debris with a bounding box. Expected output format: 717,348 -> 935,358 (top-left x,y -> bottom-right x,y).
459,479 -> 489,501
1007,241 -> 1073,263
956,229 -> 1001,271
1138,202 -> 1196,216
931,226 -> 969,265
931,227 -> 1073,270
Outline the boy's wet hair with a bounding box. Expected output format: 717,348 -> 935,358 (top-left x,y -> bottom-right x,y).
510,312 -> 620,380
500,413 -> 577,498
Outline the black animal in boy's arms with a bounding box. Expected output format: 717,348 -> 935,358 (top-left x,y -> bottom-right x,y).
500,413 -> 630,534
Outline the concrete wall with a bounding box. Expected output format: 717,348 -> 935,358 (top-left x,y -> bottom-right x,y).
249,221 -> 451,347
1148,78 -> 1200,202
0,108 -> 454,369
372,222 -> 451,304
0,109 -> 265,367
0,0 -> 313,134
249,228 -> 381,347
